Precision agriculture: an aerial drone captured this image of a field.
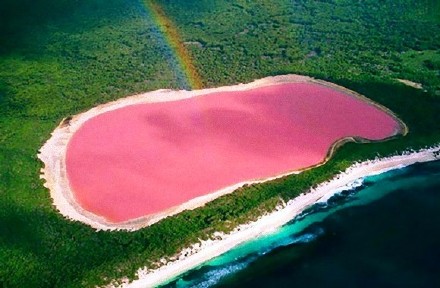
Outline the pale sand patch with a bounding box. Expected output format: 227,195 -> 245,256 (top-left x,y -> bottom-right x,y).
106,145 -> 440,288
397,78 -> 423,90
38,74 -> 407,231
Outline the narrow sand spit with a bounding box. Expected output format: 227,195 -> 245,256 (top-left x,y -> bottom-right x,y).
106,145 -> 440,288
397,78 -> 423,90
38,74 -> 407,231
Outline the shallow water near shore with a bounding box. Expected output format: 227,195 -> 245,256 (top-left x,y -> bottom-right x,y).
160,160 -> 440,288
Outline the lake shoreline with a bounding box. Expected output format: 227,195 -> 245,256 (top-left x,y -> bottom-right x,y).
38,74 -> 405,231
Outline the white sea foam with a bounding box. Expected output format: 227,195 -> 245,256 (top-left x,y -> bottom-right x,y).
317,178 -> 365,203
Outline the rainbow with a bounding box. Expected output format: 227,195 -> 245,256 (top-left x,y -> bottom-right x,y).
143,1 -> 203,90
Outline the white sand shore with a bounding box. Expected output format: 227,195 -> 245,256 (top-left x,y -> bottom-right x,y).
38,74 -> 406,231
106,145 -> 440,288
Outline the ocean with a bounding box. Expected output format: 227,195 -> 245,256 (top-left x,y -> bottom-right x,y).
161,160 -> 440,288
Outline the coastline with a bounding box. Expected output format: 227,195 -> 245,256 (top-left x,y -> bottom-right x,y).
107,145 -> 440,288
37,74 -> 406,231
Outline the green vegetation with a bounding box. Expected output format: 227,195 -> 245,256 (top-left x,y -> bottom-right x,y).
1,0 -> 439,287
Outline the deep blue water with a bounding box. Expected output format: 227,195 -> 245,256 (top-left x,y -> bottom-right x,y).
161,160 -> 440,288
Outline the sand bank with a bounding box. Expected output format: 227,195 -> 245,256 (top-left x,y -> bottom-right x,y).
397,78 -> 423,90
107,145 -> 440,288
38,74 -> 406,231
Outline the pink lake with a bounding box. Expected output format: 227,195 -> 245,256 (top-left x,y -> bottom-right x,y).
66,83 -> 400,223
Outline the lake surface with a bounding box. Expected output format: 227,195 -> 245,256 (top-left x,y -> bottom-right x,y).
161,160 -> 440,288
65,82 -> 398,222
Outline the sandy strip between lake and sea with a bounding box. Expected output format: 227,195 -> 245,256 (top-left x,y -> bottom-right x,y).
106,145 -> 440,288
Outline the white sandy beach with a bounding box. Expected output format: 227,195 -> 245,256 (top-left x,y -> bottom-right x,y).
38,74 -> 407,231
106,145 -> 439,288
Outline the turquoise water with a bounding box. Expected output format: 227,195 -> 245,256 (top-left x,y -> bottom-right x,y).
161,160 -> 440,287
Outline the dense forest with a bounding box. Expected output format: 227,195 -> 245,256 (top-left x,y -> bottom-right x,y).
1,0 -> 439,287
